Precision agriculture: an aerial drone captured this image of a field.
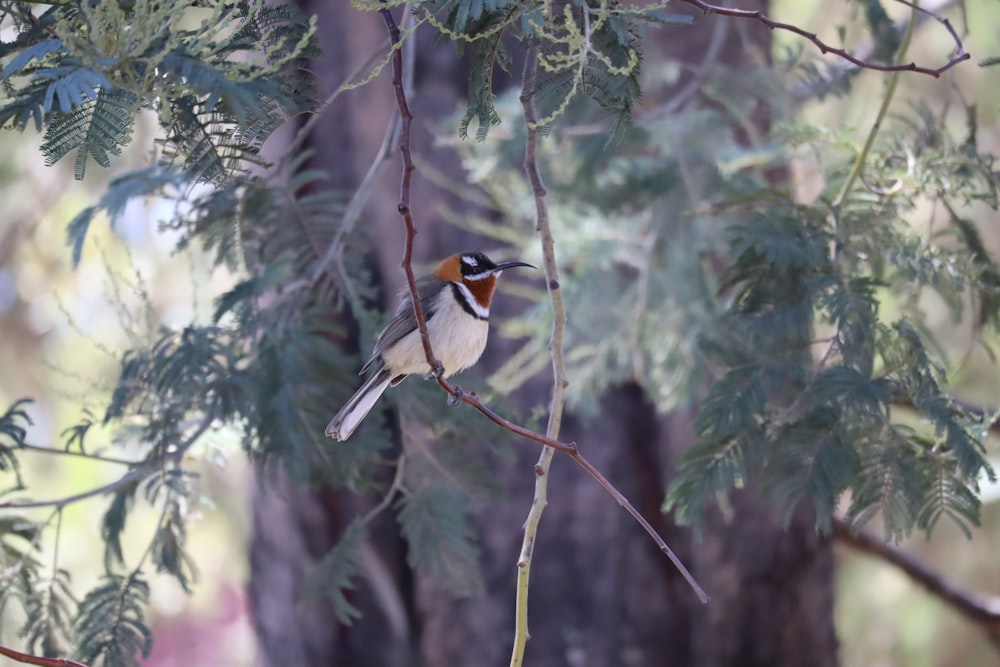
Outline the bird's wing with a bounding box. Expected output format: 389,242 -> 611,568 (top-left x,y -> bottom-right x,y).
361,276 -> 441,373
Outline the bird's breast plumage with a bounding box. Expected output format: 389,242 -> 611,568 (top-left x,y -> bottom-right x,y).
378,285 -> 489,378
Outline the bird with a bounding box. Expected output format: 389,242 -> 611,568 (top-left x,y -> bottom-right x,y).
326,250 -> 534,441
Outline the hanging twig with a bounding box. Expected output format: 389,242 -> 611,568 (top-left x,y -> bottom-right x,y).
377,5 -> 708,604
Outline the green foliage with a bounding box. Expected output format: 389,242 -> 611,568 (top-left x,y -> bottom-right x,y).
2,0 -> 1000,658
0,514 -> 43,618
397,485 -> 483,596
65,164 -> 187,267
1,0 -> 317,182
306,520 -> 367,624
21,568 -> 76,657
0,398 -> 31,491
663,104 -> 1000,539
858,0 -> 901,64
101,478 -> 141,571
72,573 -> 152,667
150,500 -> 198,592
415,0 -> 648,141
448,67 -> 999,543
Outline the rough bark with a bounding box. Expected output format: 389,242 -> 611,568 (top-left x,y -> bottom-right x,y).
250,2 -> 839,666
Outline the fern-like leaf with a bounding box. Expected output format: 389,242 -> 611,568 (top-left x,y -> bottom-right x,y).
150,501 -> 198,592
73,573 -> 152,667
101,478 -> 141,571
917,461 -> 980,538
396,486 -> 483,596
43,88 -> 138,179
845,428 -> 928,542
21,568 -> 76,658
305,520 -> 367,625
0,398 -> 32,491
65,165 -> 187,267
766,407 -> 859,531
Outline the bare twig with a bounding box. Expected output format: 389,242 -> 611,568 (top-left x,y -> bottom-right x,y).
509,42 -> 569,667
677,0 -> 969,77
833,518 -> 1000,647
17,443 -> 138,467
309,5 -> 416,289
789,0 -> 961,102
377,5 -> 708,604
362,454 -> 406,525
0,645 -> 89,667
0,467 -> 148,511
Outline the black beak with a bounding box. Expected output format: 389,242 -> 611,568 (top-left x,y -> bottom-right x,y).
492,260 -> 535,273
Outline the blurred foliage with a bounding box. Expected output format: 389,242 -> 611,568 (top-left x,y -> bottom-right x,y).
453,86 -> 1000,542
0,0 -> 999,665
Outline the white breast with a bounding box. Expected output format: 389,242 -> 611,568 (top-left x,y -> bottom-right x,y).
380,288 -> 489,378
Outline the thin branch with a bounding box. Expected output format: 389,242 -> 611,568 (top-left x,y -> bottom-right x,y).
377,6 -> 708,605
833,518 -> 1000,647
0,645 -> 89,667
789,0 -> 961,102
509,41 -> 569,667
362,454 -> 406,525
0,410 -> 217,511
833,0 -> 921,207
677,0 -> 969,77
17,443 -> 138,467
0,467 -> 148,511
309,5 -> 416,289
378,8 -> 437,376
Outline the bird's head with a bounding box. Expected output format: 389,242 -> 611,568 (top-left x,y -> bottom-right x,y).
434,251 -> 534,313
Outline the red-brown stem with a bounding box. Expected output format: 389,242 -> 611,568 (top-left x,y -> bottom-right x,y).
378,5 -> 708,604
676,0 -> 968,77
380,6 -> 440,373
0,645 -> 89,667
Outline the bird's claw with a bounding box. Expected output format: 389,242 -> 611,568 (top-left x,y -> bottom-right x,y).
424,362 -> 445,380
447,385 -> 464,406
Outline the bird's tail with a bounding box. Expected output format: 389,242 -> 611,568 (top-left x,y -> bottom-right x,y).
326,367 -> 393,441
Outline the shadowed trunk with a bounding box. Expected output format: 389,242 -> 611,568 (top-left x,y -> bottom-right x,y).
249,2 -> 839,666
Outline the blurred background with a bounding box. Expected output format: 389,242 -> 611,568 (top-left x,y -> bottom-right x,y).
1,1 -> 999,666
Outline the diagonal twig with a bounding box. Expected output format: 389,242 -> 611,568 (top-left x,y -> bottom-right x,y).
0,644 -> 89,667
377,5 -> 708,604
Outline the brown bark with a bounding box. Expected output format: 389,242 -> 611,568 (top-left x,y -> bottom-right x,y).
250,2 -> 839,666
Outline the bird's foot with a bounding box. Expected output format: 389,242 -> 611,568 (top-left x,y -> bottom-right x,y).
447,385 -> 464,406
424,361 -> 445,380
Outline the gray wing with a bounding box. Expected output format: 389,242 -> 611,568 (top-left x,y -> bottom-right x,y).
359,276 -> 441,374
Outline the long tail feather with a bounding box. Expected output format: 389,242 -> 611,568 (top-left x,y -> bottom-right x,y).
326,368 -> 393,441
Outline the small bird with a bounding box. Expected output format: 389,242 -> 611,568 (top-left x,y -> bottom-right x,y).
326,251 -> 534,441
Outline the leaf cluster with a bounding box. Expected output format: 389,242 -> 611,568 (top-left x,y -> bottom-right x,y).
1,0 -> 317,181
405,0 -> 692,142
665,106 -> 1000,540
444,67 -> 999,542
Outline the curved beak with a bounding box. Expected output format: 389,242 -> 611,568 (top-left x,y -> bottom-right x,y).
492,260 -> 535,274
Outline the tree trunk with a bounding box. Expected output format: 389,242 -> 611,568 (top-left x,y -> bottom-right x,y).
250,3 -> 839,666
